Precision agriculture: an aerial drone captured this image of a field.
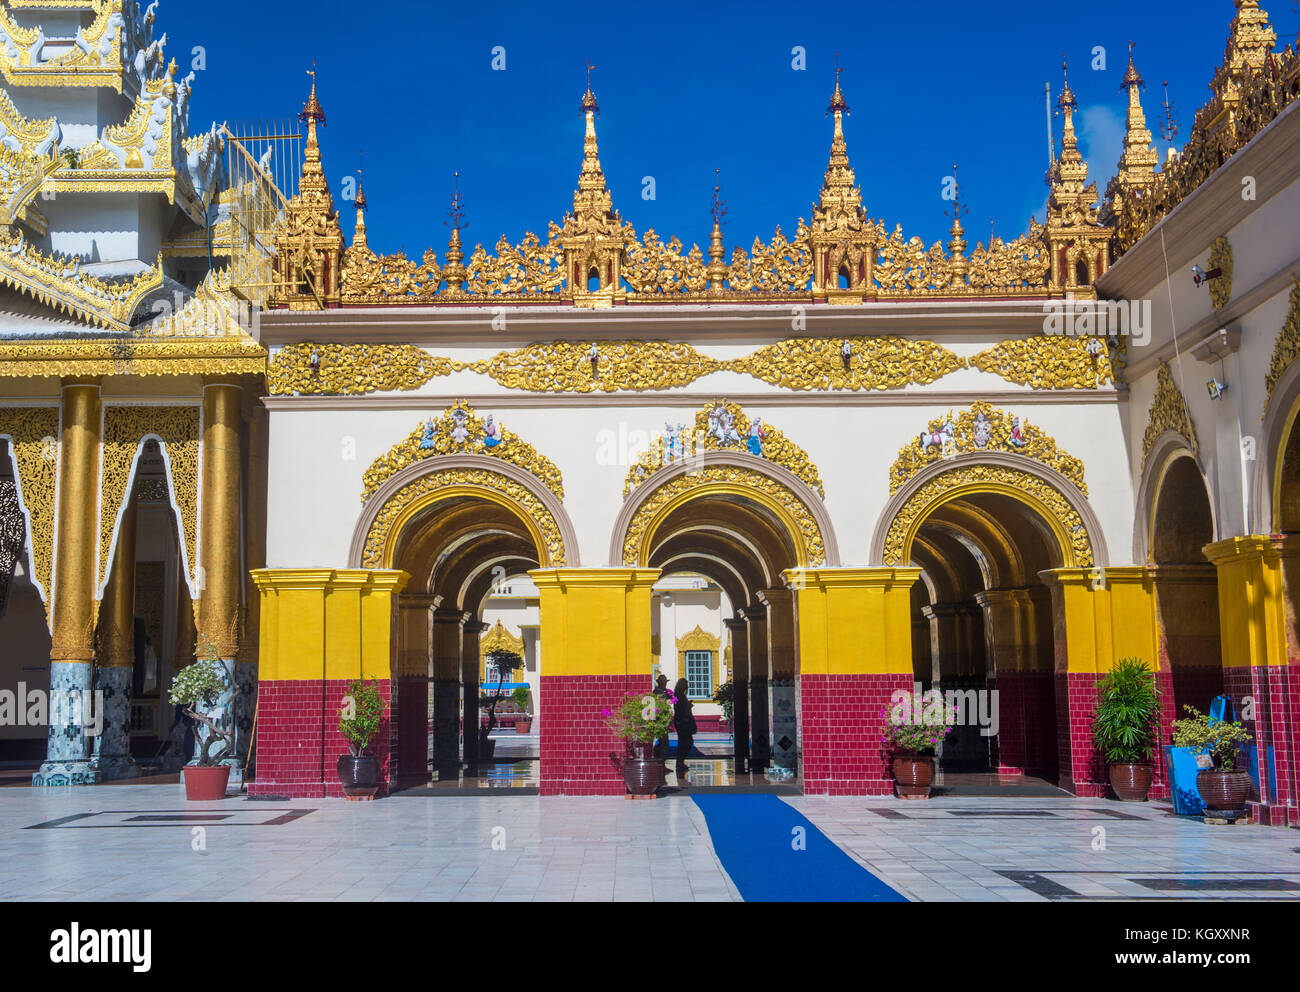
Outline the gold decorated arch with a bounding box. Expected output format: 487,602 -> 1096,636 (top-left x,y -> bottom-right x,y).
621,465 -> 827,568
0,406 -> 58,620
362,468 -> 567,570
881,463 -> 1096,569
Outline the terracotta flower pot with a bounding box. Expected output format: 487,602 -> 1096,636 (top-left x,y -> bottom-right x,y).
1108,762 -> 1153,802
515,719 -> 532,734
183,764 -> 231,801
891,754 -> 935,799
337,754 -> 379,800
623,740 -> 664,796
1196,769 -> 1251,811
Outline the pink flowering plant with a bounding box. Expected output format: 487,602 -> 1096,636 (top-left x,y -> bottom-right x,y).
602,689 -> 675,743
879,697 -> 955,756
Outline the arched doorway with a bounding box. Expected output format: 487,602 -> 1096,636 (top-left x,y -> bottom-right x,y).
1147,451 -> 1221,719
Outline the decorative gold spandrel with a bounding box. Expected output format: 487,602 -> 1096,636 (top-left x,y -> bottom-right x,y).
475,340 -> 721,393
1265,278 -> 1300,402
361,400 -> 564,505
362,468 -> 566,569
0,406 -> 58,619
621,465 -> 826,567
889,401 -> 1088,496
1142,362 -> 1200,463
970,336 -> 1116,389
882,463 -> 1095,568
97,406 -> 200,593
734,336 -> 966,391
1209,236 -> 1233,311
622,398 -> 823,500
267,343 -> 454,396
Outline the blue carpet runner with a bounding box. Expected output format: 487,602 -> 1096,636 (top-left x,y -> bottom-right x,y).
692,794 -> 908,902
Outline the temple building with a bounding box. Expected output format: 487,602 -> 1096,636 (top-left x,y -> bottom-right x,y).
2,0 -> 1300,826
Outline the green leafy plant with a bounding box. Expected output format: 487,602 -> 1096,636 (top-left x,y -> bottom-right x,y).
61,147 -> 80,169
338,679 -> 386,757
1091,657 -> 1162,763
603,689 -> 675,743
713,680 -> 734,722
1172,705 -> 1253,770
480,649 -> 523,737
167,633 -> 237,767
879,697 -> 954,756
511,686 -> 531,711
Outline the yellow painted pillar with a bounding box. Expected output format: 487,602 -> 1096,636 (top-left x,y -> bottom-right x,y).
249,568 -> 408,797
785,567 -> 920,795
35,379 -> 102,787
528,567 -> 660,795
1204,537 -> 1295,824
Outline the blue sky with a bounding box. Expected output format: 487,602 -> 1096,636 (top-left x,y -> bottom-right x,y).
160,0 -> 1299,257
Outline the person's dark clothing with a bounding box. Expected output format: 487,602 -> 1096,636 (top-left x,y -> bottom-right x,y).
674,695 -> 697,775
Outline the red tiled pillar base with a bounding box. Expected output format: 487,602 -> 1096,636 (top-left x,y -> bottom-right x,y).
993,675 -> 1026,775
396,677 -> 428,785
1227,665 -> 1298,825
538,674 -> 648,796
1056,672 -> 1104,797
249,678 -> 392,799
801,672 -> 911,796
996,672 -> 1060,779
1149,669 -> 1176,801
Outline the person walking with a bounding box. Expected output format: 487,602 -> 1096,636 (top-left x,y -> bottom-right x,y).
652,674 -> 671,761
673,677 -> 696,779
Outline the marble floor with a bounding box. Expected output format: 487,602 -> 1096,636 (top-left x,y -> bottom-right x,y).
0,785 -> 1297,901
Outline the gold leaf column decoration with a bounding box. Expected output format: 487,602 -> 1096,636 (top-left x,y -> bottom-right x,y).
1265,279 -> 1300,402
362,400 -> 564,504
1208,236 -> 1233,311
889,401 -> 1087,495
473,341 -> 721,393
0,406 -> 58,618
267,343 -> 456,396
1142,363 -> 1199,465
733,337 -> 965,390
970,336 -> 1116,389
98,406 -> 201,595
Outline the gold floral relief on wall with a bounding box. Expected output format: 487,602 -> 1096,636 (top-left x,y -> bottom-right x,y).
0,406 -> 58,617
731,336 -> 966,390
889,400 -> 1087,496
969,335 -> 1116,389
361,400 -> 564,504
98,406 -> 201,593
1265,278 -> 1300,403
1142,363 -> 1200,464
267,343 -> 456,396
471,341 -> 721,394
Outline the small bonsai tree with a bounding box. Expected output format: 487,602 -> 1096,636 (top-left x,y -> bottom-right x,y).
480,649 -> 523,737
1172,705 -> 1253,770
167,633 -> 237,767
338,679 -> 385,757
713,680 -> 734,722
1092,657 -> 1162,764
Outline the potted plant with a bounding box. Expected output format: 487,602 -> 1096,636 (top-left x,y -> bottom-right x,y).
168,633 -> 237,801
713,679 -> 734,730
479,649 -> 523,759
1171,705 -> 1254,811
603,688 -> 675,796
338,679 -> 386,800
1091,657 -> 1161,801
880,696 -> 953,799
512,686 -> 532,733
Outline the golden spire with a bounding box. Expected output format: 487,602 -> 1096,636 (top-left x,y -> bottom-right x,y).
444,171 -> 467,292
946,164 -> 968,266
1116,42 -> 1157,188
352,150 -> 367,251
813,59 -> 864,234
1210,0 -> 1279,132
707,168 -> 728,289
298,63 -> 331,200
563,62 -> 623,237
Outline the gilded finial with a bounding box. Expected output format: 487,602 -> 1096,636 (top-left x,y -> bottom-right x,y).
827,54 -> 849,115
711,168 -> 727,227
355,150 -> 366,212
581,60 -> 599,115
301,61 -> 326,125
1122,40 -> 1145,90
1058,54 -> 1076,110
1159,79 -> 1179,143
445,171 -> 466,232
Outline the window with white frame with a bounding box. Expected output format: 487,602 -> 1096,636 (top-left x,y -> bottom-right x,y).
684,651 -> 712,700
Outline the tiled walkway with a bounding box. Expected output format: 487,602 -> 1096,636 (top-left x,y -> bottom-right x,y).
1,785 -> 1297,901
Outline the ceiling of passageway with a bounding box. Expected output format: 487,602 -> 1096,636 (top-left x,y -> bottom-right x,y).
646,495 -> 798,584
392,496 -> 540,598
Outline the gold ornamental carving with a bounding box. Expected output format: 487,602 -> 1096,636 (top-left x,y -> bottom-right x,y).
882,463 -> 1095,568
267,343 -> 454,396
473,340 -> 721,393
362,468 -> 566,569
98,406 -> 200,592
1265,278 -> 1300,402
970,335 -> 1117,389
890,401 -> 1087,496
622,465 -> 827,567
1141,363 -> 1199,465
623,399 -> 823,500
361,400 -> 564,504
733,336 -> 966,390
1208,236 -> 1233,311
0,406 -> 58,615
0,337 -> 266,378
